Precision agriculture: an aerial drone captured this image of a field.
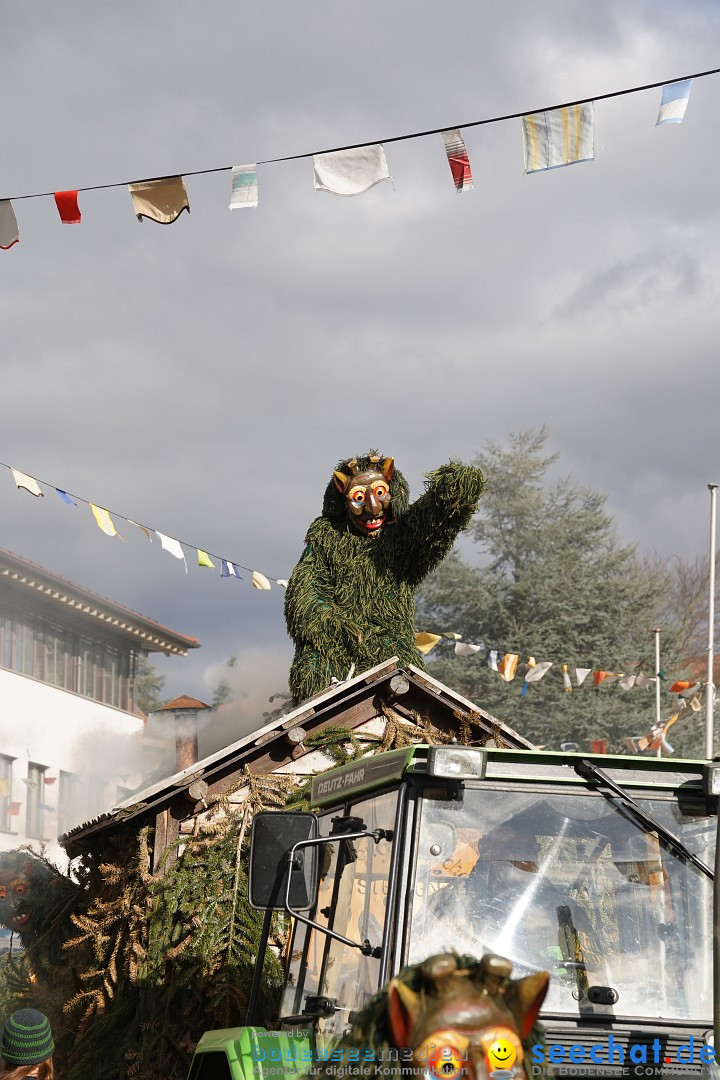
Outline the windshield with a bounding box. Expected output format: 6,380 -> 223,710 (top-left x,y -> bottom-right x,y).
409,786 -> 715,1022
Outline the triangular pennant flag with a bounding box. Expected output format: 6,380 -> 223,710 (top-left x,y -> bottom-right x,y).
488,650 -> 499,672
593,670 -> 611,686
252,570 -> 272,590
522,103 -> 596,173
689,694 -> 702,712
55,489 -> 76,506
11,469 -> 43,497
43,776 -> 57,784
156,532 -> 187,571
562,664 -> 572,692
525,661 -> 552,684
497,653 -> 519,682
619,675 -> 637,690
599,673 -> 622,686
276,579 -> 289,588
441,129 -> 473,193
576,667 -> 591,687
229,164 -> 259,209
0,201 -> 19,249
442,632 -> 463,641
197,549 -> 215,569
670,679 -> 692,694
7,802 -> 21,815
221,560 -> 243,579
38,803 -> 56,813
128,177 -> 189,224
129,520 -> 153,541
90,504 -> 120,537
22,777 -> 37,790
54,190 -> 81,224
415,632 -> 442,655
656,80 -> 692,126
454,641 -> 482,657
313,145 -> 391,196
0,778 -> 9,797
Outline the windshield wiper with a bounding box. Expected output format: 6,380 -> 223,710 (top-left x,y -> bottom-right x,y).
572,758 -> 713,880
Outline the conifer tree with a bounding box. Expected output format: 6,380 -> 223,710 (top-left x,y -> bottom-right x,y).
415,429 -> 681,752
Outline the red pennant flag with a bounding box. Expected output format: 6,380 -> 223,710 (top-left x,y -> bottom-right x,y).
54,190 -> 81,224
7,802 -> 21,815
593,670 -> 610,686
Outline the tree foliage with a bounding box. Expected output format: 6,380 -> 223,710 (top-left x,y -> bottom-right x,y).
415,429 -> 685,752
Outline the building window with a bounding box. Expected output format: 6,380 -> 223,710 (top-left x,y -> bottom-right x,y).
58,770 -> 83,838
0,755 -> 13,833
25,763 -> 47,839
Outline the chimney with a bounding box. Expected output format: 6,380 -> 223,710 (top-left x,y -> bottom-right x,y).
153,695 -> 212,772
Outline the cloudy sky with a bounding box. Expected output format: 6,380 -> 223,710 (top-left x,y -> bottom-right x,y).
2,1 -> 720,741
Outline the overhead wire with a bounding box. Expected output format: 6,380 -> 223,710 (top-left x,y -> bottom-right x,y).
5,65 -> 720,202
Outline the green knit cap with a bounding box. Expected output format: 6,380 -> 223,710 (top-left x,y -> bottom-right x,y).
1,1009 -> 54,1065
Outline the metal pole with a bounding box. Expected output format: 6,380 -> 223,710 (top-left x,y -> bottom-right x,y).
706,484 -> 718,760
654,628 -> 662,757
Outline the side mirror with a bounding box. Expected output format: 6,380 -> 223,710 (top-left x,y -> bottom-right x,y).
248,811 -> 319,911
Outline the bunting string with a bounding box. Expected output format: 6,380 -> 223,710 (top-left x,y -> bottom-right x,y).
2,460 -> 286,589
0,65 -> 716,244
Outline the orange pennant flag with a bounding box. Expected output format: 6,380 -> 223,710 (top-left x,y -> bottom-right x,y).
497,653 -> 519,682
593,670 -> 611,686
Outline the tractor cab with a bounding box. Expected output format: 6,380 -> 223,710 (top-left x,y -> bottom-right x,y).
190,744 -> 720,1079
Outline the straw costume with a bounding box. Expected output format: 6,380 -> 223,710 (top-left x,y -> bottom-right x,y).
285,453 -> 485,704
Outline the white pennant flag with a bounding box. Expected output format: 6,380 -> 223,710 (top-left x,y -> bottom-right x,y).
0,201 -> 19,249
454,641 -> 482,657
229,164 -> 259,209
11,469 -> 43,497
656,80 -> 692,126
252,570 -> 272,590
523,103 -> 596,173
618,675 -> 637,690
313,145 -> 391,196
488,650 -> 499,671
156,532 -> 187,573
576,667 -> 592,687
525,661 -> 552,683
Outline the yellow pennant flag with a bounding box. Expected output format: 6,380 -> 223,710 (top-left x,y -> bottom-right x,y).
197,549 -> 215,569
415,632 -> 442,655
90,504 -> 120,538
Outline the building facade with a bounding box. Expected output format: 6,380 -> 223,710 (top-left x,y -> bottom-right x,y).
0,547 -> 199,860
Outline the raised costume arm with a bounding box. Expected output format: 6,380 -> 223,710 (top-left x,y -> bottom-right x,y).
392,461 -> 485,586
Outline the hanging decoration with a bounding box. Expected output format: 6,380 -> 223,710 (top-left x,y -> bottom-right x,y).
656,80 -> 693,125
229,164 -> 259,209
522,103 -> 596,173
0,65 -> 717,249
312,145 -> 391,196
128,177 -> 190,224
11,469 -> 43,497
54,190 -> 82,224
441,129 -> 473,192
90,504 -> 120,538
1,459 -> 287,588
0,201 -> 19,249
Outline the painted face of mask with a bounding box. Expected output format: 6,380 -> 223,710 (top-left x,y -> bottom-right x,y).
0,864 -> 33,932
334,458 -> 394,536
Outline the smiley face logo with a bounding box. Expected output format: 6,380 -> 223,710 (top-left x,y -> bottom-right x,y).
487,1038 -> 517,1073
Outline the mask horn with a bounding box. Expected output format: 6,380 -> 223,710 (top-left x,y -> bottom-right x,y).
334,470 -> 350,493
380,457 -> 394,481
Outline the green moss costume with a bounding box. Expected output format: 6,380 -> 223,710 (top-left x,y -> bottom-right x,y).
284,453 -> 485,704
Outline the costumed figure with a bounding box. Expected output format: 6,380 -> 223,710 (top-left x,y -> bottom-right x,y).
285,452 -> 485,704
310,952 -> 548,1080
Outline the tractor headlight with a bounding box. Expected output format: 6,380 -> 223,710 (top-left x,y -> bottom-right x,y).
427,746 -> 487,780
